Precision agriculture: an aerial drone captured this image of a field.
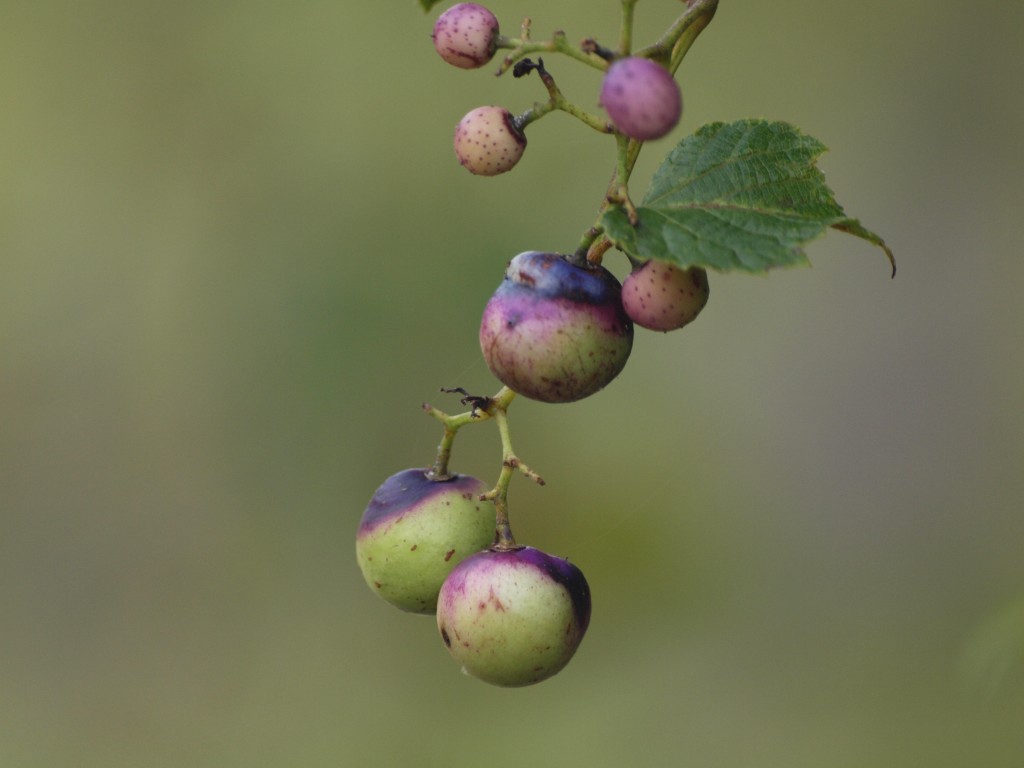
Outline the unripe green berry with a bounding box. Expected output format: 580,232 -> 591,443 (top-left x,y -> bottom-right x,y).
454,106 -> 526,176
432,3 -> 500,70
356,469 -> 494,614
621,260 -> 709,332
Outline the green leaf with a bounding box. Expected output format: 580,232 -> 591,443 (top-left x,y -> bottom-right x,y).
420,0 -> 444,11
602,119 -> 895,275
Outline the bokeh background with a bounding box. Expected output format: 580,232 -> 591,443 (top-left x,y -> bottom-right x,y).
3,1 -> 1023,765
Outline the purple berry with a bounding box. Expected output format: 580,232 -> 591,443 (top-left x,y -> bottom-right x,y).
600,57 -> 682,141
356,469 -> 494,614
436,546 -> 591,687
479,252 -> 634,403
454,106 -> 527,176
432,3 -> 500,70
622,260 -> 710,332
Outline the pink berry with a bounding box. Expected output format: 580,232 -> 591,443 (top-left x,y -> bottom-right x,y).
432,3 -> 500,70
621,260 -> 709,332
480,252 -> 633,402
453,106 -> 526,176
600,57 -> 682,141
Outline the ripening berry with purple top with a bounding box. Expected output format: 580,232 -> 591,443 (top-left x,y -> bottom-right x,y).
622,260 -> 710,332
600,56 -> 682,141
454,106 -> 526,176
356,469 -> 494,614
479,251 -> 633,403
432,3 -> 500,69
436,546 -> 592,687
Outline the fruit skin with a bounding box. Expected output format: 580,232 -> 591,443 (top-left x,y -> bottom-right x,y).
356,469 -> 494,615
454,106 -> 526,176
432,3 -> 500,70
622,260 -> 710,332
436,546 -> 591,687
599,56 -> 682,141
479,252 -> 633,403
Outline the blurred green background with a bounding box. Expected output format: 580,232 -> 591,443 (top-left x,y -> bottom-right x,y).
2,1 -> 1023,765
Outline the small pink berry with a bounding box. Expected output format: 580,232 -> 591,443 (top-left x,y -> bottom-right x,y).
453,106 -> 526,176
600,57 -> 682,141
432,3 -> 500,70
621,260 -> 709,332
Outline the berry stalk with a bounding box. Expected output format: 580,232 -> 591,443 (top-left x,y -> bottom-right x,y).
635,0 -> 719,71
482,403 -> 545,549
617,0 -> 639,56
423,385 -> 543,548
516,59 -> 614,135
496,18 -> 609,75
582,0 -> 719,263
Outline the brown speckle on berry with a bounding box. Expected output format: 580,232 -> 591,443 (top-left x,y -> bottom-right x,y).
621,260 -> 709,332
454,106 -> 527,176
432,3 -> 500,70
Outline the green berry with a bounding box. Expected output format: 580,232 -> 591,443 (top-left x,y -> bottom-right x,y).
436,546 -> 591,687
356,469 -> 493,614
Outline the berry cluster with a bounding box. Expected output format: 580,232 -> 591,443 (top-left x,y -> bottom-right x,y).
357,0 -> 894,690
356,468 -> 591,687
356,1 -> 716,689
435,2 -> 684,177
